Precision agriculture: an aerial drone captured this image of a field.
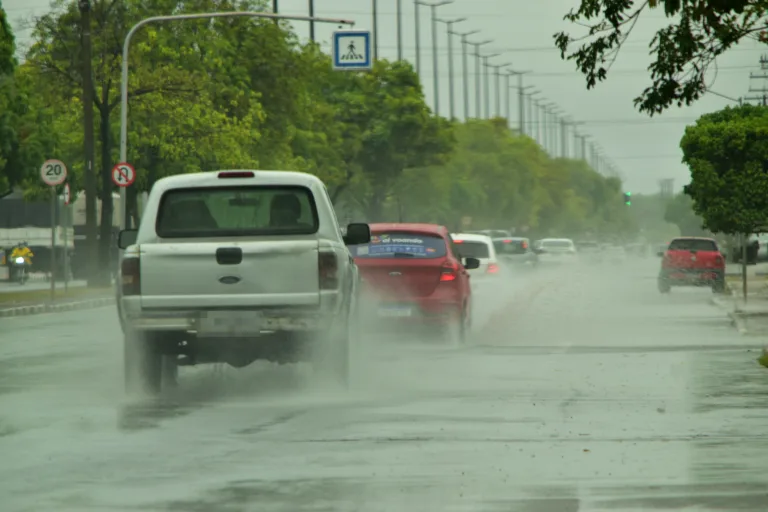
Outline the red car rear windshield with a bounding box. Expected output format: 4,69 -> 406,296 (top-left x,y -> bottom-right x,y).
155,186 -> 319,238
668,239 -> 718,252
353,232 -> 447,259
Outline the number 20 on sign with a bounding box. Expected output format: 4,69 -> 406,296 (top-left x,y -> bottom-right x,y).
40,159 -> 68,187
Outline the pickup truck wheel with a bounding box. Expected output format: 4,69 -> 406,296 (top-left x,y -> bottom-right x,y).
658,279 -> 671,294
712,278 -> 726,294
124,331 -> 162,395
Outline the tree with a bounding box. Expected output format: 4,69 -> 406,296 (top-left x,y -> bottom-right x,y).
0,0 -> 17,193
664,192 -> 708,236
554,0 -> 764,115
681,104 -> 768,235
335,60 -> 454,221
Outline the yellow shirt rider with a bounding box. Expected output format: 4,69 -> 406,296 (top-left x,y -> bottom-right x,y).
10,243 -> 33,266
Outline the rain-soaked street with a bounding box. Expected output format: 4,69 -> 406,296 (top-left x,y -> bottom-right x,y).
2,258 -> 768,512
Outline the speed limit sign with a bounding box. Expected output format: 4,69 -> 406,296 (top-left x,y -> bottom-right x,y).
40,159 -> 68,186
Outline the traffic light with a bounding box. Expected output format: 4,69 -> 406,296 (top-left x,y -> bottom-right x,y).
623,192 -> 631,205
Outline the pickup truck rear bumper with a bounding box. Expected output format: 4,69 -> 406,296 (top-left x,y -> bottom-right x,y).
120,296 -> 334,334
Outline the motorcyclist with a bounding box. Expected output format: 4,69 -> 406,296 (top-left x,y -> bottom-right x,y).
10,242 -> 33,266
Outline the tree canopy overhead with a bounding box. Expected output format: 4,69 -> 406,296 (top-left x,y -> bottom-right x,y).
681,104 -> 768,235
554,0 -> 763,115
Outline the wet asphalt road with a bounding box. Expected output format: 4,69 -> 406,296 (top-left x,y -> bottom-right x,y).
2,258 -> 768,511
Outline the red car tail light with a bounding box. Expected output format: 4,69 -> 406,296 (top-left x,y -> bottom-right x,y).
121,257 -> 141,296
521,241 -> 528,249
440,261 -> 459,282
218,171 -> 254,178
318,252 -> 338,289
715,255 -> 724,267
487,263 -> 499,274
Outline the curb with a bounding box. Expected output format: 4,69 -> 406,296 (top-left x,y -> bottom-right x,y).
710,296 -> 751,335
0,297 -> 115,318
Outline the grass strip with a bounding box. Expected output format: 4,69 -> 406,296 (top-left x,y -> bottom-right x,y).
0,286 -> 114,306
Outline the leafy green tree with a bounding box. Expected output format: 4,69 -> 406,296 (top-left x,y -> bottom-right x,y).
554,0 -> 762,115
681,104 -> 768,235
0,0 -> 18,193
337,60 -> 454,220
664,192 -> 708,237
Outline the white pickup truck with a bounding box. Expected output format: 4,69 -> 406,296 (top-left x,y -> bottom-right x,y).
116,170 -> 370,394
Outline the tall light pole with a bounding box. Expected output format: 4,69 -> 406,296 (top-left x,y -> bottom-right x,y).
396,0 -> 402,60
527,89 -> 542,141
454,29 -> 479,120
372,0 -> 378,59
416,0 -> 452,115
119,12 -> 355,231
508,70 -> 530,133
481,53 -> 500,119
468,39 -> 492,118
309,0 -> 315,41
486,62 -> 511,117
437,17 -> 466,120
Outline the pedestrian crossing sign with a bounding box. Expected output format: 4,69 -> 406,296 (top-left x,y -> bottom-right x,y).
332,31 -> 372,71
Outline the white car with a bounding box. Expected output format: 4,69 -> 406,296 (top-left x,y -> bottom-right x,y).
116,170 -> 370,394
535,238 -> 577,262
450,233 -> 500,281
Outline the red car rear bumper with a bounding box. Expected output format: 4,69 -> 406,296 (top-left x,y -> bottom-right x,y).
359,287 -> 465,326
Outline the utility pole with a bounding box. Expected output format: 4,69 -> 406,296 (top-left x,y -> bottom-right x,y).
414,1 -> 421,74
469,40 -> 492,118
439,17 -> 466,120
745,55 -> 768,105
510,71 -> 531,134
309,0 -> 315,41
396,0 -> 402,60
79,0 -> 98,284
455,30 -> 479,120
481,53 -> 499,119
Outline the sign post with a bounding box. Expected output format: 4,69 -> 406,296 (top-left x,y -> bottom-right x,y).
332,30 -> 373,70
62,183 -> 71,291
40,159 -> 68,301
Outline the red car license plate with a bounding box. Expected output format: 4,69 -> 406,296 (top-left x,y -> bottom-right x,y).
701,272 -> 717,279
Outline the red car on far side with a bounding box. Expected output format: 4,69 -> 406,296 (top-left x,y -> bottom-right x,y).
351,223 -> 480,343
658,237 -> 726,294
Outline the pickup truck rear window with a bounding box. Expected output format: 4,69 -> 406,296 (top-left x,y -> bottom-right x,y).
668,239 -> 718,252
156,186 -> 319,238
354,232 -> 447,259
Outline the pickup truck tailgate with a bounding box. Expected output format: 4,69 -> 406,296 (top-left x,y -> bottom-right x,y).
139,240 -> 320,308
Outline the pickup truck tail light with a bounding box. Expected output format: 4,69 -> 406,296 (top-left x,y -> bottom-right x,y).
121,257 -> 141,296
318,252 -> 338,289
487,263 -> 499,274
715,254 -> 724,266
440,261 -> 459,282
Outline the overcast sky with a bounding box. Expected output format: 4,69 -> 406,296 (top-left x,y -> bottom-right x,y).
4,0 -> 765,194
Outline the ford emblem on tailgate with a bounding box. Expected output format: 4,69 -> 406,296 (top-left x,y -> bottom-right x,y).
219,276 -> 241,285
389,271 -> 402,277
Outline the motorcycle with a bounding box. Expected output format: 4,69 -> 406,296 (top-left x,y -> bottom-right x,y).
13,256 -> 28,285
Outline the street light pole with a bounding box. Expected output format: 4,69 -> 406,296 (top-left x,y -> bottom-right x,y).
438,17 -> 466,120
481,53 -> 499,119
309,0 -> 315,41
508,70 -> 530,134
372,0 -> 378,60
454,30 -> 479,120
489,62 -> 511,117
415,1 -> 451,115
468,39 -> 492,118
396,0 -> 402,60
119,12 -> 355,231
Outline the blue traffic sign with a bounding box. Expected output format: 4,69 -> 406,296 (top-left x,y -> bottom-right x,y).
332,31 -> 372,71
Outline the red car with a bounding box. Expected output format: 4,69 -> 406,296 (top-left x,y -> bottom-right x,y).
658,237 -> 726,293
352,223 -> 480,342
